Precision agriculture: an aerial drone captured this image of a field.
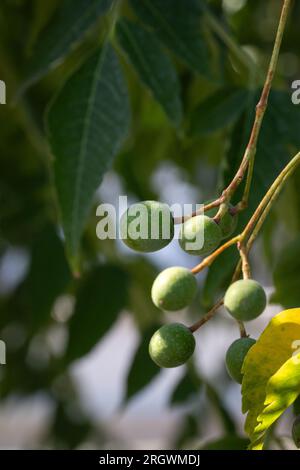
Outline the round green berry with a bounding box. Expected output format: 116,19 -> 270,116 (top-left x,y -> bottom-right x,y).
151,267 -> 197,311
149,323 -> 196,368
292,415 -> 300,448
120,200 -> 174,253
225,337 -> 256,384
179,215 -> 222,256
207,204 -> 238,239
224,279 -> 267,321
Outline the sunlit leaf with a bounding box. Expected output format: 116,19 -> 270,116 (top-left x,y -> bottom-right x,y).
242,308 -> 300,449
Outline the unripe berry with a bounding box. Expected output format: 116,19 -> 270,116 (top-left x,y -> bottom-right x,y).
218,209 -> 238,239
151,266 -> 197,311
225,337 -> 256,384
179,215 -> 222,256
149,323 -> 195,368
224,279 -> 266,321
120,200 -> 174,253
207,204 -> 238,239
292,415 -> 300,448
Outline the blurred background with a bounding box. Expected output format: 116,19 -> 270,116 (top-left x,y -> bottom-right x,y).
1,0 -> 300,450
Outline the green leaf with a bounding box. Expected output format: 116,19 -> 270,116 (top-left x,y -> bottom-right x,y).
189,88 -> 249,136
271,237 -> 300,307
117,18 -> 182,126
200,435 -> 249,450
19,0 -> 113,94
242,308 -> 300,449
65,265 -> 128,363
47,44 -> 130,269
26,225 -> 71,330
130,0 -> 210,76
252,354 -> 300,450
170,370 -> 201,405
125,324 -> 161,401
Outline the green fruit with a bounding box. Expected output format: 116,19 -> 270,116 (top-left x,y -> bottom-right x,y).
225,337 -> 256,383
120,200 -> 174,253
207,204 -> 238,239
151,266 -> 197,311
149,323 -> 195,368
292,415 -> 300,448
179,215 -> 222,256
224,279 -> 267,321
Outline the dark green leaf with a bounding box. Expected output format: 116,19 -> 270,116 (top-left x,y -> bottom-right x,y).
199,435 -> 249,450
26,224 -> 71,330
117,18 -> 182,126
271,237 -> 300,307
65,265 -> 128,363
19,0 -> 113,94
47,44 -> 130,269
130,0 -> 210,76
125,324 -> 161,401
170,370 -> 201,405
189,88 -> 249,136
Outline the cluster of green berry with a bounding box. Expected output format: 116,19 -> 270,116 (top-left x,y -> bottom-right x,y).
121,200 -> 267,384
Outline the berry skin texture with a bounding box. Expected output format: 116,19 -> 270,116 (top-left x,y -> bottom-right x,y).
225,337 -> 256,384
224,279 -> 267,321
217,208 -> 238,239
149,323 -> 196,368
151,267 -> 197,311
179,215 -> 222,256
207,204 -> 238,239
292,415 -> 300,448
120,200 -> 174,253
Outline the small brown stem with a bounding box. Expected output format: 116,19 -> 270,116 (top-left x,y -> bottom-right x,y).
222,0 -> 292,206
189,299 -> 224,333
238,242 -> 251,279
191,235 -> 240,275
238,321 -> 248,338
241,151 -> 300,243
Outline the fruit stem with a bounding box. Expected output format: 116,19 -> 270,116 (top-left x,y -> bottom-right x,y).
190,235 -> 241,275
238,320 -> 248,338
177,0 -> 292,227
237,242 -> 251,280
221,0 -> 292,208
189,299 -> 224,333
241,151 -> 300,243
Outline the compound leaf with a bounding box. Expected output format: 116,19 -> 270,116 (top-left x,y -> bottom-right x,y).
117,18 -> 182,126
19,0 -> 113,94
47,44 -> 130,269
130,0 -> 210,77
242,308 -> 300,449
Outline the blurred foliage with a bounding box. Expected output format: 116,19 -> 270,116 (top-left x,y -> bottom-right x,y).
0,0 -> 300,449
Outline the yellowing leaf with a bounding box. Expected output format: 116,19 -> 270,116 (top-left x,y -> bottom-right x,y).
241,308 -> 300,449
251,352 -> 300,449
